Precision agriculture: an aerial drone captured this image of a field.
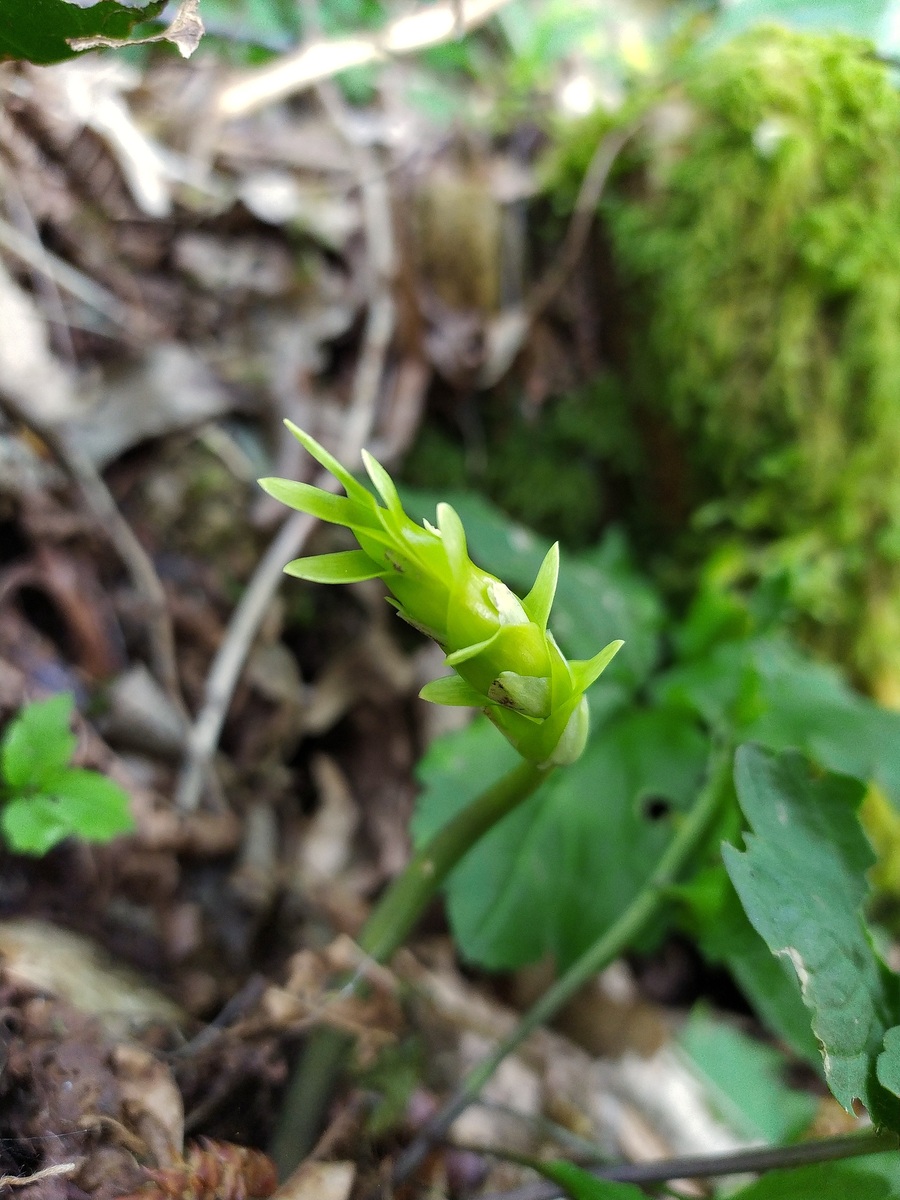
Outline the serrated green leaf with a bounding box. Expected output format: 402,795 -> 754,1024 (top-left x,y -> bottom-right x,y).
725,745 -> 900,1128
681,868 -> 821,1064
657,636 -> 900,808
1,694 -> 77,793
0,0 -> 166,64
412,707 -> 708,969
284,550 -> 389,584
533,1161 -> 645,1200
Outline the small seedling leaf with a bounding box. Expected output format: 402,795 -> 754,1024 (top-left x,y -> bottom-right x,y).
1,694 -> 77,792
413,706 -> 708,969
48,769 -> 134,842
1,794 -> 71,855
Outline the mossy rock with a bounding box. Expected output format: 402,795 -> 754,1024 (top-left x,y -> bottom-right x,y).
590,26 -> 900,699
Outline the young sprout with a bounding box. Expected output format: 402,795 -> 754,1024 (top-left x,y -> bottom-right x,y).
259,424 -> 622,767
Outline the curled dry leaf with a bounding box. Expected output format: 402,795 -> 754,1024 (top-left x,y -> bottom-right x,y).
69,0 -> 204,60
116,1138 -> 278,1200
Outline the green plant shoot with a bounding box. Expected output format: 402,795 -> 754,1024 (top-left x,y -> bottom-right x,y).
0,694 -> 134,855
259,423 -> 622,767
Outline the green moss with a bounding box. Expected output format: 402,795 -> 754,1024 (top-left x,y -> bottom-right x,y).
597,27 -> 900,698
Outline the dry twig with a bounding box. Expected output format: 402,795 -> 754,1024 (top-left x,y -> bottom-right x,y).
216,0 -> 513,118
176,74 -> 400,813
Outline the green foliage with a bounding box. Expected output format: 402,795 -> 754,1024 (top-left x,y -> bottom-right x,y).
728,1154 -> 900,1199
261,424 -> 622,767
707,0 -> 900,54
595,27 -> 900,698
530,1162 -> 645,1200
411,495 -> 900,1018
725,746 -> 900,1128
679,1008 -> 818,1142
0,0 -> 166,64
0,695 -> 134,855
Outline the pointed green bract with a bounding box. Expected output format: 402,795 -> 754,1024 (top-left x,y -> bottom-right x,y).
285,550 -> 390,584
523,543 -> 560,631
260,424 -> 623,766
419,676 -> 486,707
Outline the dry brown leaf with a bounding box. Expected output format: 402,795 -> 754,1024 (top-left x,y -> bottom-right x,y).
69,0 -> 204,59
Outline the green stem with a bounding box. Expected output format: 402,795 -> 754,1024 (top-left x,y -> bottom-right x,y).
358,758 -> 547,961
392,750 -> 730,1185
270,758 -> 548,1177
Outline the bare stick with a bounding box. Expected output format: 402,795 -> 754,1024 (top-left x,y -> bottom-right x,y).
216,0 -> 513,118
0,1162 -> 81,1189
528,121 -> 639,323
476,1130 -> 900,1200
176,81 -> 398,814
0,389 -> 185,714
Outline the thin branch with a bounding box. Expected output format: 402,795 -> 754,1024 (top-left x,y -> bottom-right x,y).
0,215 -> 134,331
176,74 -> 398,814
475,1130 -> 900,1200
391,752 -> 729,1185
216,0 -> 514,118
528,120 -> 639,323
0,1162 -> 81,1189
0,388 -> 185,716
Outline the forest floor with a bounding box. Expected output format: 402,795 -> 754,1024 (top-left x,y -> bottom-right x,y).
0,32 -> 845,1200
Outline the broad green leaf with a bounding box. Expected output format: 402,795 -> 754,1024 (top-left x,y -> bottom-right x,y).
681,868 -> 821,1064
725,745 -> 900,1128
533,1161 -> 645,1200
679,1008 -> 817,1143
729,1154 -> 900,1199
285,550 -> 389,584
1,694 -> 77,793
413,707 -> 708,969
657,636 -> 900,807
0,0 -> 166,64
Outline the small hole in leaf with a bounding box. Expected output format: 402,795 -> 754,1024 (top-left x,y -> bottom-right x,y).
642,795 -> 672,822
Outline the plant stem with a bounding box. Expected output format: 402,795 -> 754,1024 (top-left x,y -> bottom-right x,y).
392,750 -> 730,1185
270,758 -> 548,1177
358,758 -> 547,961
474,1130 -> 900,1200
